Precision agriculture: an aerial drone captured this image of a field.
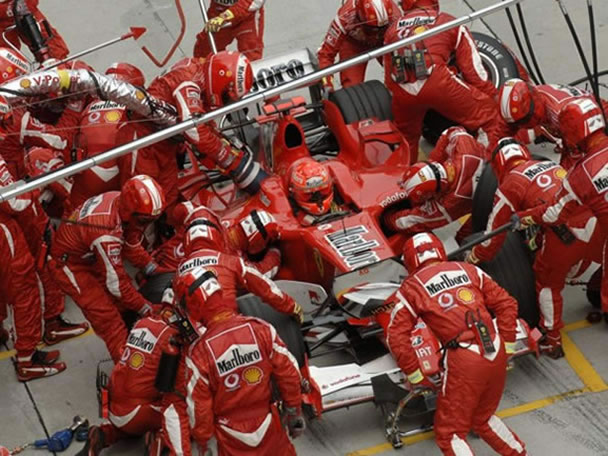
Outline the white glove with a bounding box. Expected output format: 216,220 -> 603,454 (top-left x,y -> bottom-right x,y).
161,288 -> 175,306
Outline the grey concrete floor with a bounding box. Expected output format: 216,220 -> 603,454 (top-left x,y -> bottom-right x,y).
2,0 -> 608,455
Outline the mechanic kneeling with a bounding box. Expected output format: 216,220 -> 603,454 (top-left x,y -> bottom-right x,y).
387,233 -> 527,455
180,266 -> 305,455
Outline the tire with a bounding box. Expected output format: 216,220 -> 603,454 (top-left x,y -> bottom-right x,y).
238,296 -> 306,367
587,268 -> 602,309
329,80 -> 393,124
472,155 -> 551,232
422,32 -> 521,145
139,272 -> 175,304
464,231 -> 539,327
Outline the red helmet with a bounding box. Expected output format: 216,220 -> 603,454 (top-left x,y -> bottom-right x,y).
559,98 -> 606,149
403,232 -> 446,274
119,175 -> 166,223
498,78 -> 543,127
24,147 -> 63,177
288,157 -> 333,216
184,216 -> 225,256
203,51 -> 254,109
401,161 -> 449,205
105,62 -> 145,87
357,0 -> 394,27
173,267 -> 223,323
173,201 -> 222,229
491,138 -> 531,181
0,48 -> 29,84
402,0 -> 439,10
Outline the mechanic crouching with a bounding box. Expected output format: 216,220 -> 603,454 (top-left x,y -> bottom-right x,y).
180,266 -> 305,455
78,289 -> 198,456
48,175 -> 165,362
387,233 -> 527,455
383,127 -> 485,243
466,139 -> 601,358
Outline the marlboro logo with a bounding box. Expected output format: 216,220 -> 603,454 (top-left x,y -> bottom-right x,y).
423,271 -> 471,297
126,328 -> 158,354
207,323 -> 263,377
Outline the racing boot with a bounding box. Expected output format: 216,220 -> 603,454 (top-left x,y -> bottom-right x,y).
76,425 -> 106,456
43,315 -> 90,345
16,349 -> 66,381
539,329 -> 565,359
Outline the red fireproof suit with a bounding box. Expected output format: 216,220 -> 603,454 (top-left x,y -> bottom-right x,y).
384,129 -> 485,241
48,192 -> 151,361
0,157 -> 43,356
0,0 -> 69,59
387,261 -> 526,455
176,248 -> 296,314
99,313 -> 191,455
384,9 -> 504,157
186,314 -> 302,454
70,99 -> 127,209
521,134 -> 608,314
317,0 -> 399,87
472,159 -> 600,333
194,0 -> 266,61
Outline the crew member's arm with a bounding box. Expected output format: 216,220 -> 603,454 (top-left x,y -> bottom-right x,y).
185,345 -> 215,451
383,199 -> 454,234
453,24 -> 497,98
265,322 -> 302,409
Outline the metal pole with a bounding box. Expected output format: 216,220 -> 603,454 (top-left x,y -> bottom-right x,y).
0,0 -> 525,203
43,28 -> 147,71
587,0 -> 600,97
197,0 -> 218,54
446,221 -> 516,261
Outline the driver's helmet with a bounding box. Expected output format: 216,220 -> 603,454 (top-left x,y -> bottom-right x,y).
202,51 -> 254,109
288,157 -> 334,216
357,0 -> 394,27
118,175 -> 166,224
402,232 -> 446,274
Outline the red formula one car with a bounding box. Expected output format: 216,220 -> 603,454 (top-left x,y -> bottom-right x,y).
139,46 -> 540,445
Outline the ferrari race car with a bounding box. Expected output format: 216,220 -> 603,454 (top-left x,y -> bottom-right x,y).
139,36 -> 543,446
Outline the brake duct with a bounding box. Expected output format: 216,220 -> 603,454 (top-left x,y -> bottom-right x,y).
0,0 -> 526,203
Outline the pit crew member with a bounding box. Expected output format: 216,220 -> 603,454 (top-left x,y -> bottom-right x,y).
498,79 -> 608,170
384,7 -> 504,158
182,266 -> 305,454
48,175 -> 165,362
516,99 -> 608,319
387,232 -> 527,455
383,126 -> 485,242
70,63 -> 146,209
177,210 -> 303,322
78,302 -> 194,456
0,152 -> 67,381
119,50 -> 262,220
467,139 -> 601,358
317,0 -> 398,89
0,0 -> 69,61
194,0 -> 266,61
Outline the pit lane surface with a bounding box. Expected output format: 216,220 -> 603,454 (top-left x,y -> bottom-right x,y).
2,1 -> 608,454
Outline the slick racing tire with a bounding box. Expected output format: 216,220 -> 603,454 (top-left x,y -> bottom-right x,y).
329,80 -> 393,124
464,231 -> 539,327
139,272 -> 175,304
238,296 -> 307,367
587,267 -> 602,309
472,154 -> 551,232
422,32 -> 521,145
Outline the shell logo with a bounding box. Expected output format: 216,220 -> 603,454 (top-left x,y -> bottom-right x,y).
105,111 -> 121,123
129,352 -> 145,370
20,78 -> 31,88
242,366 -> 263,385
555,168 -> 567,180
457,287 -> 474,304
135,90 -> 145,100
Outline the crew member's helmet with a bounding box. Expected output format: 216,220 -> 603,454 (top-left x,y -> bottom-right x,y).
403,232 -> 446,274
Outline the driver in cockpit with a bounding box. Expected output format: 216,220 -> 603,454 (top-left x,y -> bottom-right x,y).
287,157 -> 348,225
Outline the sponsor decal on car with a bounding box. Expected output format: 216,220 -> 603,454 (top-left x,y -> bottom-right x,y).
380,191 -> 407,208
423,270 -> 471,297
127,327 -> 158,354
325,225 -> 380,270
